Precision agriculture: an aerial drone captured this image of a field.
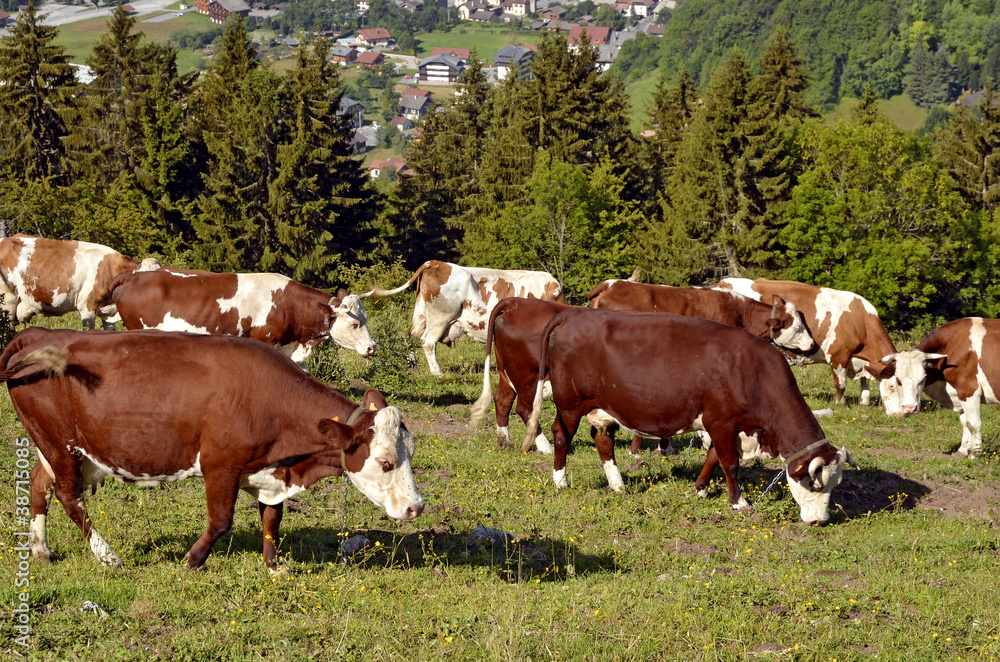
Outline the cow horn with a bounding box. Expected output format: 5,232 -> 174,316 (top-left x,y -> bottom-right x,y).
878,354 -> 896,363
808,456 -> 824,487
842,449 -> 858,469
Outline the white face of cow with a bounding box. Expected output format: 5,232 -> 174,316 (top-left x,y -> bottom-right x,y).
875,350 -> 946,417
785,449 -> 848,524
772,302 -> 816,353
345,407 -> 424,521
329,294 -> 376,356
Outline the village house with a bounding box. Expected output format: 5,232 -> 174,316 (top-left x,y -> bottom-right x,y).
540,5 -> 566,20
494,44 -> 535,81
369,157 -> 412,179
196,0 -> 250,24
400,94 -> 431,121
338,97 -> 365,130
458,0 -> 490,20
500,0 -> 533,16
356,27 -> 394,48
390,116 -> 414,131
567,24 -> 611,47
417,53 -> 466,84
331,46 -> 358,65
356,50 -> 385,70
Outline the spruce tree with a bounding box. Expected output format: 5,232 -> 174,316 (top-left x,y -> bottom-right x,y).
934,83 -> 1000,213
266,37 -> 375,287
756,26 -> 818,123
0,0 -> 77,183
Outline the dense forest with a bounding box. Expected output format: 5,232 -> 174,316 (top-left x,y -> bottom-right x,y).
3,1 -> 1000,333
617,0 -> 1000,109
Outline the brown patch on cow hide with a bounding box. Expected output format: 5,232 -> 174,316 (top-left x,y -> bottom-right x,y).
418,261 -> 449,303
0,236 -> 23,282
24,238 -> 79,307
88,253 -> 138,313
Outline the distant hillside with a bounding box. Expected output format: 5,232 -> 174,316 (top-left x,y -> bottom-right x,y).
614,0 -> 1000,110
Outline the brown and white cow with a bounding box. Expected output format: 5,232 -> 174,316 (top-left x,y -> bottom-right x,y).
366,260 -> 565,376
0,234 -> 160,330
523,309 -> 851,524
871,317 -> 999,458
715,278 -> 898,412
588,280 -> 816,355
0,327 -> 423,572
468,297 -> 577,452
105,268 -> 375,365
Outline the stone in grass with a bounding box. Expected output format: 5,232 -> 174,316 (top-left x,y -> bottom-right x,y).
340,534 -> 371,557
468,525 -> 515,547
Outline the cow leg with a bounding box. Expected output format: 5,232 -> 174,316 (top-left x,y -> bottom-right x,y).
494,376 -> 515,447
551,413 -> 580,488
187,471 -> 241,569
258,501 -> 286,574
694,446 -> 719,498
956,395 -> 983,458
629,434 -> 643,456
592,430 -> 624,492
712,432 -> 749,511
49,461 -> 123,567
29,460 -> 55,563
831,364 -> 848,405
858,375 -> 872,407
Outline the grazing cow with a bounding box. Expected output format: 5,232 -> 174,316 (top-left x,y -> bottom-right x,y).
587,279 -> 817,454
587,280 -> 815,354
105,268 -> 376,365
0,234 -> 160,330
366,260 -> 565,376
1,327 -> 423,572
715,278 -> 898,412
523,309 -> 851,524
871,317 -> 998,458
468,297 -> 577,451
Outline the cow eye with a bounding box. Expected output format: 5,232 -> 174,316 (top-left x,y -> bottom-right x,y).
349,321 -> 359,329
376,458 -> 393,472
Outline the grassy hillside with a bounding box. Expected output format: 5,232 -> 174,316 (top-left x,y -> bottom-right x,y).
825,94 -> 929,130
1,297 -> 999,660
415,26 -> 543,63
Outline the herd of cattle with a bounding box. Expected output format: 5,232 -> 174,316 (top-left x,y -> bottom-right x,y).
0,233 -> 995,572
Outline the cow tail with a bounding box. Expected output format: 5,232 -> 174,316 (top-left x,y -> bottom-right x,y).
0,346 -> 66,382
362,261 -> 432,299
521,313 -> 561,452
469,299 -> 509,429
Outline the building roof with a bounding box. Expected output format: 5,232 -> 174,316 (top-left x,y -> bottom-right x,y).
568,24 -> 611,45
216,0 -> 250,12
356,51 -> 384,64
430,47 -> 471,60
401,86 -> 433,98
357,27 -> 393,41
494,45 -> 535,65
331,46 -> 357,56
418,53 -> 465,70
400,95 -> 430,111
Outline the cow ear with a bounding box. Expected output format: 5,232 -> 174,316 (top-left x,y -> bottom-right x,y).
362,389 -> 389,411
771,294 -> 786,307
336,288 -> 350,300
317,300 -> 335,321
865,360 -> 894,379
927,354 -> 948,372
319,418 -> 351,440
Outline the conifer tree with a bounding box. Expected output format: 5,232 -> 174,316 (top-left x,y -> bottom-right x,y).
853,83 -> 882,125
0,0 -> 77,183
266,37 -> 374,286
756,26 -> 818,123
934,83 -> 1000,213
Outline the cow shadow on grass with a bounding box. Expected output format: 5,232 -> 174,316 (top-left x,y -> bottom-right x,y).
146,521 -> 617,582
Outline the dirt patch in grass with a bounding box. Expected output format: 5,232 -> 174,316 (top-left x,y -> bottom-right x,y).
664,538 -> 716,555
409,405 -> 470,439
917,479 -> 1000,520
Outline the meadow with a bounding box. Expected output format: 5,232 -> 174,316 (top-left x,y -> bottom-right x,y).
0,279 -> 999,661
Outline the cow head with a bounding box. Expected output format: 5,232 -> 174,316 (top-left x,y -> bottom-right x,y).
785,446 -> 850,525
326,290 -> 376,356
319,402 -> 424,521
867,350 -> 947,417
767,295 -> 817,353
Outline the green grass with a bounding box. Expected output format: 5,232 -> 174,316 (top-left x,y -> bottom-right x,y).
825,94 -> 930,131
625,69 -> 658,132
2,295 -> 1000,660
415,26 -> 543,63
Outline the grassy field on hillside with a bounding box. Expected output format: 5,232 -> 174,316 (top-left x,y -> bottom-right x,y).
1,287 -> 999,660
415,26 -> 542,63
825,94 -> 930,130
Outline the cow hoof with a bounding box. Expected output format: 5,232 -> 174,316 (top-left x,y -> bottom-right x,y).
31,550 -> 52,564
553,469 -> 569,488
534,434 -> 554,455
696,488 -> 708,499
731,497 -> 751,512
